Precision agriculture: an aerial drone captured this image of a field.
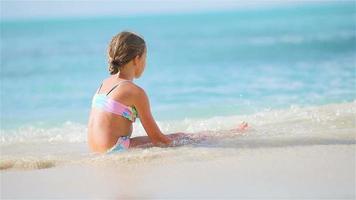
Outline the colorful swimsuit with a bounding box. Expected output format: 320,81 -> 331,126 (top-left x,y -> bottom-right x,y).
91,80 -> 138,153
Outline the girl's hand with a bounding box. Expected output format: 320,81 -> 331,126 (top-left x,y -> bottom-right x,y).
229,121 -> 249,132
151,134 -> 173,147
159,132 -> 189,147
238,121 -> 249,131
161,135 -> 173,146
168,132 -> 187,140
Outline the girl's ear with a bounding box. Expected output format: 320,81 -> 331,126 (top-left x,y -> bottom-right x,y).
133,55 -> 139,66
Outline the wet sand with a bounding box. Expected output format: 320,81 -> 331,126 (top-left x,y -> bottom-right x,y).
1,144 -> 355,199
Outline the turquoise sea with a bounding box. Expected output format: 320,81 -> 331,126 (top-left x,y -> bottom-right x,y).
1,1 -> 355,130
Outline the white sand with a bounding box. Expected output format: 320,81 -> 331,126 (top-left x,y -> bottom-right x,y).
1,144 -> 355,199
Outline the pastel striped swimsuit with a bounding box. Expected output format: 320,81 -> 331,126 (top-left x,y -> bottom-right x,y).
91,80 -> 138,153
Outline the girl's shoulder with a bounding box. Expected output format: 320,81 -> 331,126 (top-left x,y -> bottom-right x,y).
119,81 -> 148,105
126,81 -> 145,96
113,80 -> 147,99
114,78 -> 145,96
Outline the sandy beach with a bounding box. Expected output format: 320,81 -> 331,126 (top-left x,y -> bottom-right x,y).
2,144 -> 355,199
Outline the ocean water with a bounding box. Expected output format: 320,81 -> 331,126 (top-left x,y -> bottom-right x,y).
0,2 -> 355,172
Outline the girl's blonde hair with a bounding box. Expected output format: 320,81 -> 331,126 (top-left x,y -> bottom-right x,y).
107,31 -> 146,75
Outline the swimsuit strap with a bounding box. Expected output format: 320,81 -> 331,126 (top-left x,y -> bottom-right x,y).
106,80 -> 131,96
96,83 -> 103,94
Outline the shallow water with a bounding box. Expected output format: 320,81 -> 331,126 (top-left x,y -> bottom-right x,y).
1,102 -> 354,171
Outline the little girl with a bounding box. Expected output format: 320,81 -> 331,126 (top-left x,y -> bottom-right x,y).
87,31 -> 248,153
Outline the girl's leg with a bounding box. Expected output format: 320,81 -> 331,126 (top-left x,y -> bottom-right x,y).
129,122 -> 249,148
129,135 -> 153,148
129,132 -> 190,148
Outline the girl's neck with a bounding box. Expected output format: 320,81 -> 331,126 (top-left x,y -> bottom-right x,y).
115,73 -> 133,81
115,65 -> 135,81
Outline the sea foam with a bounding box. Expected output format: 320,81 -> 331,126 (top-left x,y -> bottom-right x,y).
1,102 -> 355,171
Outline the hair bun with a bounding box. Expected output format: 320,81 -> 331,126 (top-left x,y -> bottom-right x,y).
111,60 -> 121,68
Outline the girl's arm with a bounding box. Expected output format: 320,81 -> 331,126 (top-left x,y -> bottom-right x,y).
133,87 -> 172,147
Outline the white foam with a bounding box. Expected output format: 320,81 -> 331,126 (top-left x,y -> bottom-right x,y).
1,102 -> 355,144
1,102 -> 355,171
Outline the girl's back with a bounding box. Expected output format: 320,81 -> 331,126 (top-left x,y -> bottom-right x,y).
88,77 -> 137,153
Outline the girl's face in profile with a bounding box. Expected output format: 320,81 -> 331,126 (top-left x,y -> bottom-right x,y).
135,49 -> 147,78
